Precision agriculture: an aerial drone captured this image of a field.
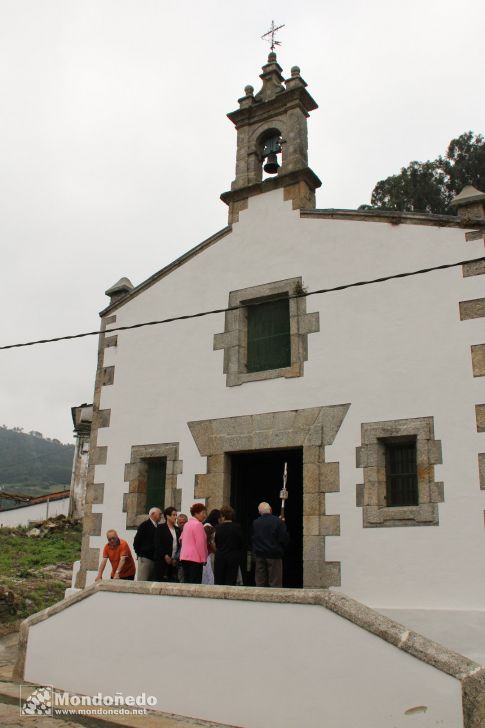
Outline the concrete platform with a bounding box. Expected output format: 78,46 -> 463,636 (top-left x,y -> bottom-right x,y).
14,582 -> 485,727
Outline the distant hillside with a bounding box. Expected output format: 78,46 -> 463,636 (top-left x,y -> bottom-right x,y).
0,427 -> 74,494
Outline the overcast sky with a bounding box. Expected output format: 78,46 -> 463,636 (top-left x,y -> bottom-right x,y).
0,0 -> 483,443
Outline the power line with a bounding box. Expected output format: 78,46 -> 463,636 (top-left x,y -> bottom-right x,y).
1,256 -> 484,351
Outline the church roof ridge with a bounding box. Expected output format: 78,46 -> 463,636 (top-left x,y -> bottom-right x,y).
302,208 -> 464,227
100,225 -> 232,316
100,204 -> 481,317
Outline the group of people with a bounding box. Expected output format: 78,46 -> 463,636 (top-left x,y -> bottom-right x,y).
96,501 -> 289,588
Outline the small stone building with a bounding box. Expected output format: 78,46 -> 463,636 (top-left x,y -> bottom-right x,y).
77,53 -> 485,617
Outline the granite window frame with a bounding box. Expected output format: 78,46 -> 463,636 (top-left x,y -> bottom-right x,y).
213,277 -> 320,387
123,443 -> 182,529
356,417 -> 444,528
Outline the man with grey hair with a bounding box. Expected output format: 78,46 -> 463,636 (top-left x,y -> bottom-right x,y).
95,529 -> 136,581
133,507 -> 162,581
252,502 -> 289,588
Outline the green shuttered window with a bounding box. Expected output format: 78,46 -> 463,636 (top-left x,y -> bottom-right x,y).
246,297 -> 291,373
144,458 -> 166,512
385,441 -> 418,507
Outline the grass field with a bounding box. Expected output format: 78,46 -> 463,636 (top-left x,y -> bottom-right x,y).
0,521 -> 82,634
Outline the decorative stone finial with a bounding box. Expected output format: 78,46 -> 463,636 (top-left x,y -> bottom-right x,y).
285,65 -> 307,91
105,277 -> 134,305
244,85 -> 254,96
451,184 -> 485,222
254,54 -> 285,102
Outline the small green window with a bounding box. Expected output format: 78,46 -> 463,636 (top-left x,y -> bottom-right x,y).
247,297 -> 291,373
144,458 -> 166,512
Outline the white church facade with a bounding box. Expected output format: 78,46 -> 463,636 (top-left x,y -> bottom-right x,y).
75,52 -> 485,614
16,52 -> 485,728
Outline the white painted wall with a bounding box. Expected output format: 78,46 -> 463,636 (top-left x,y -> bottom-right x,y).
24,591 -> 463,728
89,188 -> 485,609
0,498 -> 69,527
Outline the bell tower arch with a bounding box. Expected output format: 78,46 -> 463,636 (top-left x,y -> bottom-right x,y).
221,52 -> 322,223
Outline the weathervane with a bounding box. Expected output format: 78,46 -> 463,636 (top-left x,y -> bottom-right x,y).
261,20 -> 285,52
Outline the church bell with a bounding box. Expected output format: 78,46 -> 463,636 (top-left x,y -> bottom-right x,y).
264,153 -> 280,175
262,135 -> 282,175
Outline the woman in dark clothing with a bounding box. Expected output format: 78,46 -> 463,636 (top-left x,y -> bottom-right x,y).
155,506 -> 180,582
206,509 -> 222,528
214,506 -> 244,586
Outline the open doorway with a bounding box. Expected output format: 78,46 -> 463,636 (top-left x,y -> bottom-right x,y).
230,448 -> 303,588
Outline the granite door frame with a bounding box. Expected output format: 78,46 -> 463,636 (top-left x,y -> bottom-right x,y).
188,404 -> 350,588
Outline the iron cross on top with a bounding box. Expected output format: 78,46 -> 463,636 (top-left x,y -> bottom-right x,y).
261,20 -> 285,52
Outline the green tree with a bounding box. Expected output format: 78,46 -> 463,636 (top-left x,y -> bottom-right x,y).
367,132 -> 485,214
440,131 -> 485,195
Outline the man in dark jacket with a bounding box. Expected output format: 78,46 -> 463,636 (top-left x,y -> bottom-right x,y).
252,502 -> 289,588
133,507 -> 161,581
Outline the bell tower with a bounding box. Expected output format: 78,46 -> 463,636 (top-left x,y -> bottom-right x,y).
221,52 -> 322,224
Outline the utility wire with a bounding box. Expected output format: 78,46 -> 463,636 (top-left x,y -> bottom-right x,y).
1,256 -> 484,351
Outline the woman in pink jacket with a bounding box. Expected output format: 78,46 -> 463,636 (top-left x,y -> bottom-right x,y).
179,503 -> 208,583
